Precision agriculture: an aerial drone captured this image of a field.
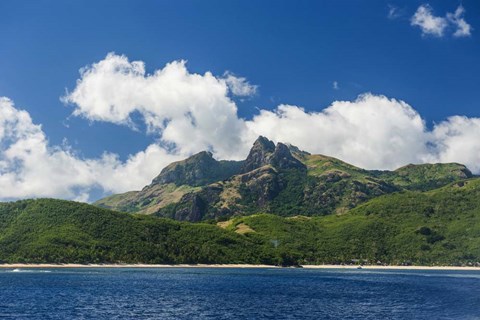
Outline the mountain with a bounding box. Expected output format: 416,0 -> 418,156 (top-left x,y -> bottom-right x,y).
95,136 -> 473,222
1,136 -> 479,266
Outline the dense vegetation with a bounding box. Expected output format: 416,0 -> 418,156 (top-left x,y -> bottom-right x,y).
228,179 -> 480,266
0,199 -> 277,265
2,178 -> 480,266
374,162 -> 473,191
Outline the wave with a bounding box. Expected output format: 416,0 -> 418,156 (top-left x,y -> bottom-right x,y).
8,268 -> 52,273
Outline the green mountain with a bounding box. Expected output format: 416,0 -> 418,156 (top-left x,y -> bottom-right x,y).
96,136 -> 472,221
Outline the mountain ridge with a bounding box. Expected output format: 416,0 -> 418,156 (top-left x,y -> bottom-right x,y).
95,136 -> 473,222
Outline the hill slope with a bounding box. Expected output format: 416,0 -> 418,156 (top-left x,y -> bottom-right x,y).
96,137 -> 472,222
2,178 -> 480,266
0,199 -> 272,264
219,178 -> 480,265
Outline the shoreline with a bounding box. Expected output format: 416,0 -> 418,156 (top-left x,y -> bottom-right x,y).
0,263 -> 479,271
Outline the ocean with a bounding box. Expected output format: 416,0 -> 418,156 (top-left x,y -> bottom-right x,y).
0,268 -> 479,319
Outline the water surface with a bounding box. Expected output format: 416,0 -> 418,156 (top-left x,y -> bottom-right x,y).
0,268 -> 479,319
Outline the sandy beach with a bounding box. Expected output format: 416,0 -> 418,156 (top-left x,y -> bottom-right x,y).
302,264 -> 480,271
0,263 -> 479,270
0,263 -> 275,269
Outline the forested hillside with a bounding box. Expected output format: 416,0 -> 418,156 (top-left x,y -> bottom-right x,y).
2,177 -> 480,266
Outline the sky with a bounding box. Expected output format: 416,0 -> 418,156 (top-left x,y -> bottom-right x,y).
0,0 -> 479,202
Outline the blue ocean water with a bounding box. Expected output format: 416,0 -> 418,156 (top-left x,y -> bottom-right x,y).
0,268 -> 479,319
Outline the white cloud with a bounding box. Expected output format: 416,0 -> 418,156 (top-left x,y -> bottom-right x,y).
245,94 -> 428,170
0,97 -> 93,199
428,116 -> 480,173
410,4 -> 472,38
411,4 -> 447,37
2,53 -> 480,202
0,97 -> 182,201
223,72 -> 258,97
447,5 -> 472,37
88,144 -> 182,193
62,54 -> 480,174
63,53 -> 249,159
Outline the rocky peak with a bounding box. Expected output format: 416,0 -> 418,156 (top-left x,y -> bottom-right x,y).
241,136 -> 276,173
254,136 -> 276,151
151,151 -> 242,187
241,137 -> 305,173
270,143 -> 305,170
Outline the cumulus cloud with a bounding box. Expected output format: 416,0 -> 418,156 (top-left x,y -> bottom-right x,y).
411,4 -> 448,37
62,53 -> 480,174
0,97 -> 93,200
246,94 -> 428,170
2,53 -> 480,202
0,97 -> 182,201
87,144 -> 183,193
63,53 -> 249,159
428,116 -> 480,173
410,4 -> 472,38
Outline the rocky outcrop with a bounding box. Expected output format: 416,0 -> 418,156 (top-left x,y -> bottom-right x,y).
239,166 -> 281,208
286,144 -> 311,160
150,151 -> 243,187
241,136 -> 275,173
156,184 -> 224,221
241,136 -> 305,173
171,193 -> 207,222
270,143 -> 306,170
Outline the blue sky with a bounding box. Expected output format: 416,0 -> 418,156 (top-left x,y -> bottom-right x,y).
0,0 -> 479,201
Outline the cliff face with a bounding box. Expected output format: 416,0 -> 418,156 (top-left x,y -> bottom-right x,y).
241,137 -> 305,173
